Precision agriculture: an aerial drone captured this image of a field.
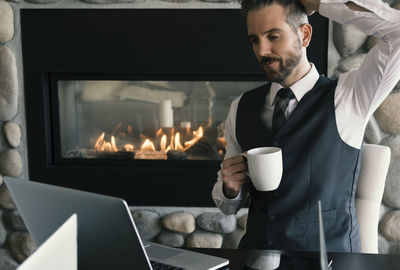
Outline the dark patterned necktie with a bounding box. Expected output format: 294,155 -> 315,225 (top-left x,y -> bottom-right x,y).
272,88 -> 295,133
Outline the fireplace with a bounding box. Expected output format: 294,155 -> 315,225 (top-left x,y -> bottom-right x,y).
55,78 -> 264,161
21,9 -> 328,206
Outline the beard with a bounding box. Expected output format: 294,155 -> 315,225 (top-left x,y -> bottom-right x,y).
259,38 -> 302,83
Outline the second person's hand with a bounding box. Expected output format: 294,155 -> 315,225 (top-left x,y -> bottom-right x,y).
299,0 -> 321,16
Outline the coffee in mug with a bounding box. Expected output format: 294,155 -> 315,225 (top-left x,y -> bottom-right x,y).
240,147 -> 282,191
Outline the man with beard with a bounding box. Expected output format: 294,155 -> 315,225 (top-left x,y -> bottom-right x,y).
212,0 -> 400,252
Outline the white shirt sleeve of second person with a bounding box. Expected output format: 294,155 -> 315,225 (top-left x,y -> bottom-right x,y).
319,0 -> 400,149
212,95 -> 249,215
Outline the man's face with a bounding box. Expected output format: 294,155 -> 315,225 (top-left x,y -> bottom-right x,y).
247,4 -> 303,83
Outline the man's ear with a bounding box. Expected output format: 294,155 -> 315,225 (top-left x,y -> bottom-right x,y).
299,23 -> 312,47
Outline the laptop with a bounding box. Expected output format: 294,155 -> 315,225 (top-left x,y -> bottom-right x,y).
5,177 -> 229,270
18,214 -> 78,270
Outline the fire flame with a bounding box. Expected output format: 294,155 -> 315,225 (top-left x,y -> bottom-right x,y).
94,132 -> 119,152
94,125 -> 208,158
141,139 -> 156,151
140,126 -> 204,153
124,144 -> 134,152
184,126 -> 203,148
160,135 -> 167,152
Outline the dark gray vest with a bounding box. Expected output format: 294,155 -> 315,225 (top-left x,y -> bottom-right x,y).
236,76 -> 361,253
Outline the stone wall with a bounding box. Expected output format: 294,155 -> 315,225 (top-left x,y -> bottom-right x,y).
129,207 -> 248,248
0,0 -> 400,268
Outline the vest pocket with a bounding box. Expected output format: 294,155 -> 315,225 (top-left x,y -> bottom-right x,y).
294,209 -> 337,225
286,209 -> 337,251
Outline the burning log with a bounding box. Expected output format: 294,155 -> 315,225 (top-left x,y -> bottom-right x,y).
66,149 -> 135,159
95,150 -> 135,159
135,151 -> 166,160
167,150 -> 188,160
184,136 -> 220,160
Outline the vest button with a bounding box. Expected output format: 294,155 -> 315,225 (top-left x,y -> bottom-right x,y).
267,240 -> 274,246
269,215 -> 276,221
272,141 -> 279,147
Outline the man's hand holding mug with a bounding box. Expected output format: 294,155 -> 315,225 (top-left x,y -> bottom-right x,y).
222,147 -> 283,199
221,155 -> 249,199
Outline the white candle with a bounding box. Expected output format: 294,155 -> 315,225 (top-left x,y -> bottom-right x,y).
159,99 -> 173,128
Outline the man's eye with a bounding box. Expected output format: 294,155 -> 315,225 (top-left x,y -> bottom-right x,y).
269,35 -> 279,40
250,39 -> 258,44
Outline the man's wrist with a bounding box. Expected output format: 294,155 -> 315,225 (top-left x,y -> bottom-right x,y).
223,184 -> 239,199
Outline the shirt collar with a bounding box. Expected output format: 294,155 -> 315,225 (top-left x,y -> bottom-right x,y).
269,63 -> 320,106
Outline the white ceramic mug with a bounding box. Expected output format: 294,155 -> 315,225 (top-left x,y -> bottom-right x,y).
240,147 -> 283,191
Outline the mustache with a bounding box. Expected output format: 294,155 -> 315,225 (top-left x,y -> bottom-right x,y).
260,56 -> 281,64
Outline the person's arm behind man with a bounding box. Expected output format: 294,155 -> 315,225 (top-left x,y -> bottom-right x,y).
302,0 -> 400,150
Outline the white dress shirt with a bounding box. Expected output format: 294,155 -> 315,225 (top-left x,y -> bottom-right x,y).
212,0 -> 400,215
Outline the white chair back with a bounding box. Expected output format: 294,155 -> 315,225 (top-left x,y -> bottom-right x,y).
356,144 -> 391,253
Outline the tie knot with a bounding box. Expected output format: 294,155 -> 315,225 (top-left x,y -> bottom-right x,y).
276,88 -> 295,100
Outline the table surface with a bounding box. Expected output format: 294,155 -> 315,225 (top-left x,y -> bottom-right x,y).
189,248 -> 400,270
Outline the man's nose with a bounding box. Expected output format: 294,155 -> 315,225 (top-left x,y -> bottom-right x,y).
255,40 -> 271,58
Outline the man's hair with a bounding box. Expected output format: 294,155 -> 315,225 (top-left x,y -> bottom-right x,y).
240,0 -> 308,33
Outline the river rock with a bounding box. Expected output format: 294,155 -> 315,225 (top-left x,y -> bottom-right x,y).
222,229 -> 245,249
0,215 -> 6,245
3,122 -> 21,148
163,212 -> 195,233
25,0 -> 58,3
375,93 -> 400,134
337,53 -> 367,73
388,243 -> 400,255
0,184 -> 16,209
378,235 -> 390,254
186,231 -> 223,248
8,231 -> 36,263
383,158 -> 400,208
365,35 -> 379,50
6,210 -> 26,231
196,212 -> 236,234
380,204 -> 391,221
381,135 -> 400,158
333,22 -> 368,57
0,149 -> 22,177
237,214 -> 247,230
157,231 -> 185,247
131,210 -> 161,240
200,0 -> 234,2
364,116 -> 382,144
380,211 -> 400,241
0,0 -> 13,43
0,248 -> 19,270
0,46 -> 18,121
0,174 -> 3,186
80,0 -> 143,3
327,39 -> 341,78
161,0 -> 188,3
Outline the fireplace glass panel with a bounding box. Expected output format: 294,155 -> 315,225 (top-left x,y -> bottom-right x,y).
58,80 -> 264,160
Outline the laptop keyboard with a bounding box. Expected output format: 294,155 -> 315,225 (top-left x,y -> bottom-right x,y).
150,260 -> 185,270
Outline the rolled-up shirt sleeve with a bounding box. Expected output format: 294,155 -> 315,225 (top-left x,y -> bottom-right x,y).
212,96 -> 249,215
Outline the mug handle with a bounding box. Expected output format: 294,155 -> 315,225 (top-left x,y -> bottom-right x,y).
239,152 -> 250,178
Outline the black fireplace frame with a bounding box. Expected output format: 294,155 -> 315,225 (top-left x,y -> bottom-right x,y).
21,9 -> 328,206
